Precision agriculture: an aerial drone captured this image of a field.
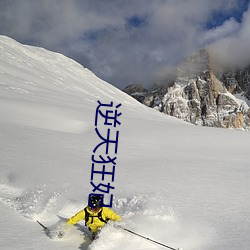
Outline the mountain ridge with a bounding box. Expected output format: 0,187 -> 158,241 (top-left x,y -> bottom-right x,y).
123,49 -> 250,130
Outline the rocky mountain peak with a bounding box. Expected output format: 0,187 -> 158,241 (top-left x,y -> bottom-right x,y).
123,49 -> 250,130
177,49 -> 210,78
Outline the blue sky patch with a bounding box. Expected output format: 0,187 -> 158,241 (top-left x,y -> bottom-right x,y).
126,15 -> 148,28
206,0 -> 249,29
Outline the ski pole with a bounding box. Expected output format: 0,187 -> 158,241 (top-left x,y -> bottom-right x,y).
122,227 -> 180,250
37,220 -> 48,231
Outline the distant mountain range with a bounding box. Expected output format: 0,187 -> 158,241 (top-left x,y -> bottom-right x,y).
123,49 -> 250,130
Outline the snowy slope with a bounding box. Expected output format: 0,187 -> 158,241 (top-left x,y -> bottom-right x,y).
0,36 -> 250,250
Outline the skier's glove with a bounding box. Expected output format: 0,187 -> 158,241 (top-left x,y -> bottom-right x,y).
56,223 -> 71,238
56,230 -> 64,238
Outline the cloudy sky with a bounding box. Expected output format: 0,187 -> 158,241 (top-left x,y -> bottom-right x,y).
0,0 -> 249,89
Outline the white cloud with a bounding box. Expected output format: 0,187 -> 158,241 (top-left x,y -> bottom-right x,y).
209,5 -> 250,68
0,0 -> 249,88
200,18 -> 240,45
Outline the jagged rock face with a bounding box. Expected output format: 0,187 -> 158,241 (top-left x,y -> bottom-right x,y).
123,83 -> 146,95
122,84 -> 147,103
123,49 -> 250,130
217,66 -> 250,99
162,74 -> 249,129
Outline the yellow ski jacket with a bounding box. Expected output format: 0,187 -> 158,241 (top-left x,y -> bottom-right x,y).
67,206 -> 121,233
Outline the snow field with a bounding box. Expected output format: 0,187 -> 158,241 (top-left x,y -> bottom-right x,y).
0,36 -> 250,250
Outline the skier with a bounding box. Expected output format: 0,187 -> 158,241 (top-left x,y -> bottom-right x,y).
66,195 -> 122,239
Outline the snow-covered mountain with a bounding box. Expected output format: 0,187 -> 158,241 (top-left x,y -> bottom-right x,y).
0,36 -> 250,250
124,49 -> 250,130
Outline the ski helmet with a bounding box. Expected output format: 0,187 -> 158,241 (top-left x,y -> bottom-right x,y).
89,195 -> 102,208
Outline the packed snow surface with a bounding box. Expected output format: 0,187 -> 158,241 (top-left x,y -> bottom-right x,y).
0,36 -> 250,250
